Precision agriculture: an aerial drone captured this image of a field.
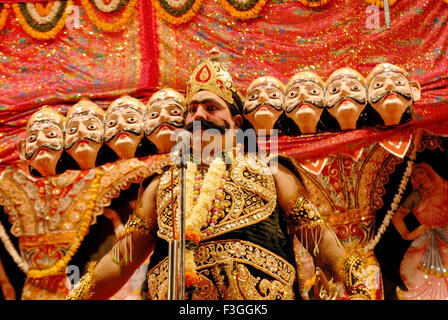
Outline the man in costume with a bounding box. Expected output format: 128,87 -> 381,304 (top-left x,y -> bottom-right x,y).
104,95 -> 147,160
366,63 -> 421,126
284,71 -> 325,135
323,68 -> 368,131
67,55 -> 371,300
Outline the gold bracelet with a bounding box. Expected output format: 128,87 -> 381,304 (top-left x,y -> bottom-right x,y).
343,250 -> 372,300
66,261 -> 97,300
115,212 -> 154,244
286,194 -> 324,228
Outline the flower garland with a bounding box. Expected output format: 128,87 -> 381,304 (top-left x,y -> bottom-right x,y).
81,0 -> 138,32
217,0 -> 267,20
182,157 -> 227,291
12,1 -> 72,40
0,220 -> 29,274
27,167 -> 103,278
0,4 -> 9,31
152,0 -> 203,25
363,129 -> 422,253
362,0 -> 398,8
91,0 -> 128,13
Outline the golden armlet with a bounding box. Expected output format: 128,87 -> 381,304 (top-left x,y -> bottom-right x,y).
66,261 -> 97,300
286,195 -> 324,256
112,213 -> 155,265
344,251 -> 371,300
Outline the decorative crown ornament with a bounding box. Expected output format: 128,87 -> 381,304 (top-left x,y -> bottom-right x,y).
26,106 -> 65,130
286,71 -> 325,90
66,98 -> 105,121
148,88 -> 187,111
186,48 -> 242,105
106,95 -> 146,115
326,67 -> 366,86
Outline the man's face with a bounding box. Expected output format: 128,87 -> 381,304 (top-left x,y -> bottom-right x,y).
368,72 -> 414,125
325,76 -> 367,130
243,84 -> 284,131
285,80 -> 324,134
145,98 -> 185,149
104,107 -> 144,158
25,121 -> 63,173
64,113 -> 103,167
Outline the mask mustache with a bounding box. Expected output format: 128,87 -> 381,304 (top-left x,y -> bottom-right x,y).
146,121 -> 184,136
244,102 -> 283,115
326,96 -> 366,109
285,99 -> 325,113
65,136 -> 102,150
370,90 -> 412,104
105,128 -> 142,143
185,120 -> 230,134
25,144 -> 62,160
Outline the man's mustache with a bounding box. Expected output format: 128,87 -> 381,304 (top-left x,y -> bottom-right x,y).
65,136 -> 102,150
105,128 -> 142,143
285,99 -> 325,113
146,121 -> 184,136
326,96 -> 367,109
185,120 -> 230,134
244,102 -> 284,115
370,89 -> 412,104
25,144 -> 62,160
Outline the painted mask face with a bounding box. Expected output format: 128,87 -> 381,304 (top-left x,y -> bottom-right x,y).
145,89 -> 186,152
105,97 -> 145,159
65,113 -> 103,169
243,76 -> 285,132
325,70 -> 367,131
285,74 -> 325,134
23,117 -> 64,177
368,69 -> 420,126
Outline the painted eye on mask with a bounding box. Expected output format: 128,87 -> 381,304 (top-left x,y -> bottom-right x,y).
351,85 -> 360,91
68,127 -> 77,134
330,87 -> 339,94
170,109 -> 181,116
310,88 -> 320,95
107,119 -> 117,127
269,92 -> 280,98
395,80 -> 404,85
87,124 -> 98,130
127,116 -> 137,124
47,131 -> 58,138
27,134 -> 37,143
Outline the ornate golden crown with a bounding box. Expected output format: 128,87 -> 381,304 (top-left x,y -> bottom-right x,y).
106,95 -> 146,115
67,98 -> 105,121
366,63 -> 409,85
27,106 -> 65,130
186,50 -> 241,106
148,88 -> 186,111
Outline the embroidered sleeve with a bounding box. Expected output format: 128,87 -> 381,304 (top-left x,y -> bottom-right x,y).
342,249 -> 372,300
66,261 -> 97,300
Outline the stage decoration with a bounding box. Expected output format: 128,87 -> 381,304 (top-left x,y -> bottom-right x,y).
0,3 -> 9,31
363,0 -> 398,8
81,0 -> 139,32
0,219 -> 28,273
151,0 -> 203,25
217,0 -> 268,20
12,1 -> 72,40
364,129 -> 421,253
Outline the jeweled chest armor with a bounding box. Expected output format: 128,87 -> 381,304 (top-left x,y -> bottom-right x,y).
156,154 -> 277,241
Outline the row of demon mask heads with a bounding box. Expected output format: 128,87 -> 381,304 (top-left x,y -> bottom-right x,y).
243,63 -> 421,135
18,89 -> 187,177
